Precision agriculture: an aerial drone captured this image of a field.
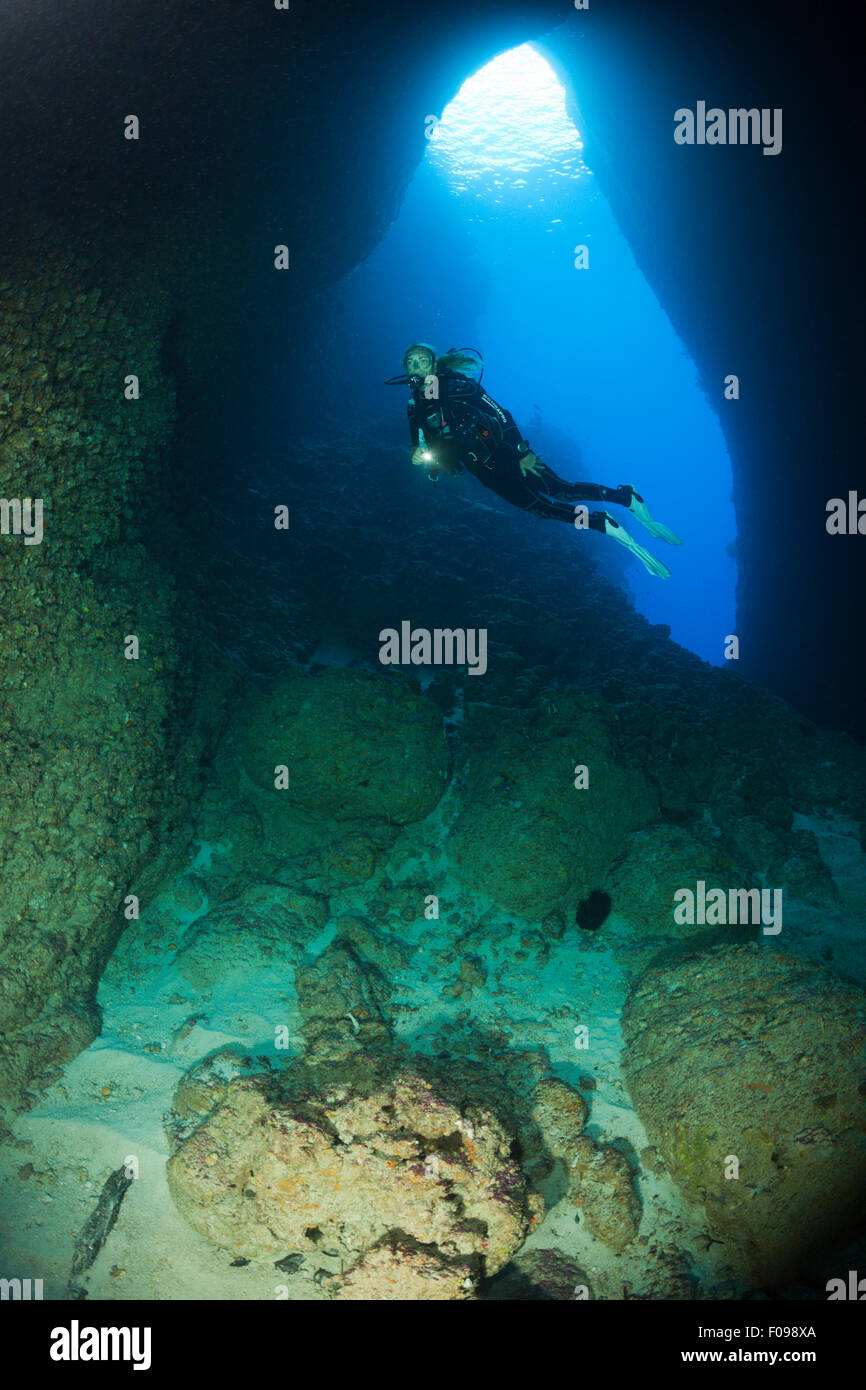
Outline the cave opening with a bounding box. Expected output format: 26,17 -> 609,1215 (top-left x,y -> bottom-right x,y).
329,42 -> 737,665
2,0 -> 866,1317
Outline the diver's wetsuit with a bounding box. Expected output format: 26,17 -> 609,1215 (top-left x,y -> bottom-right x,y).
408,368 -> 628,532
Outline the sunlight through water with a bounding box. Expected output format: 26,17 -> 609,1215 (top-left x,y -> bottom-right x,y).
416,42 -> 737,661
428,44 -> 588,207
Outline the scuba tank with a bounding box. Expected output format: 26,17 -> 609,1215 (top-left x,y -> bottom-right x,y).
440,347 -> 484,383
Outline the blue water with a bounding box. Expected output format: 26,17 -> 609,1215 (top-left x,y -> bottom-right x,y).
332,43 -> 736,664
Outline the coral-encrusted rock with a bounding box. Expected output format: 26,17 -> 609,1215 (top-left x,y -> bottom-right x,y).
165,1056 -> 531,1296
240,667 -> 450,824
332,1237 -> 473,1301
509,1072 -> 639,1250
268,811 -> 396,891
448,692 -> 657,919
169,1045 -> 253,1123
520,1075 -> 589,1190
621,945 -> 866,1286
567,1136 -> 642,1252
530,1075 -> 589,1157
295,940 -> 393,1061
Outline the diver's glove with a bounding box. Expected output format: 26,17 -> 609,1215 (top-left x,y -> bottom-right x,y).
519,452 -> 545,477
601,512 -> 671,579
616,485 -> 682,545
517,442 -> 544,477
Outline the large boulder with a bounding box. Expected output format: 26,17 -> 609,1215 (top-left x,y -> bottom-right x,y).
602,823 -> 757,963
621,945 -> 866,1286
240,667 -> 450,825
448,692 -> 658,919
172,883 -> 327,991
166,1054 -> 533,1297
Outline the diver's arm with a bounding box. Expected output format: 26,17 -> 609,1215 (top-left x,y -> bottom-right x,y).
408,401 -> 435,469
408,399 -> 420,448
412,441 -> 434,467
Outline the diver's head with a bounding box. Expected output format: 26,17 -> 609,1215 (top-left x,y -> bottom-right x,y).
402,342 -> 436,380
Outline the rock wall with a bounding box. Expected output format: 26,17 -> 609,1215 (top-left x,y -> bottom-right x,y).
0,227 -> 231,1129
540,1 -> 864,735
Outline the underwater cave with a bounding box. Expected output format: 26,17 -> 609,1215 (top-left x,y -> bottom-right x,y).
0,0 -> 864,1353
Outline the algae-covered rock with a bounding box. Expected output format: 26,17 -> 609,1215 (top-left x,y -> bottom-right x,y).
334,913 -> 411,974
518,1074 -> 590,1201
240,667 -> 450,824
267,811 -> 394,890
189,795 -> 267,901
294,940 -> 393,1062
566,1136 -> 642,1252
603,823 -> 756,946
621,945 -> 866,1286
448,691 -> 658,919
529,1075 -> 589,1168
513,1070 -> 639,1252
173,883 -> 327,991
170,1045 -> 255,1124
718,815 -> 840,909
0,557 -> 221,1131
166,1055 -> 531,1296
0,227 -> 226,1128
0,1001 -> 101,1139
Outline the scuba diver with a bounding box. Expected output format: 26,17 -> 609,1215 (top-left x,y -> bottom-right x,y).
386,343 -> 681,578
